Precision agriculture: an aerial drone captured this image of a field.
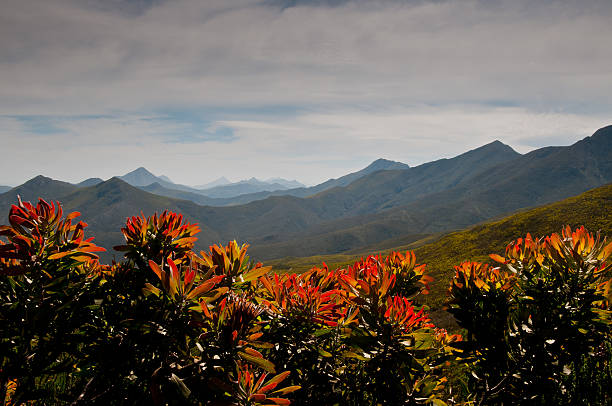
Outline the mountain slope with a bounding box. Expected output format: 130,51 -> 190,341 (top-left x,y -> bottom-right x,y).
149,159 -> 411,205
0,186 -> 11,194
119,167 -> 166,187
303,158 -> 410,196
248,127 -> 612,258
266,182 -> 612,310
140,183 -> 236,206
0,176 -> 78,207
308,140 -> 521,216
77,178 -> 104,187
197,178 -> 296,198
120,167 -> 198,193
180,145 -> 512,210
2,126 -> 611,265
193,177 -> 231,189
188,158 -> 411,205
264,178 -> 305,189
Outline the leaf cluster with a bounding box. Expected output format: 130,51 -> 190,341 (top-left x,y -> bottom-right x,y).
447,226 -> 612,404
1,199 -> 458,405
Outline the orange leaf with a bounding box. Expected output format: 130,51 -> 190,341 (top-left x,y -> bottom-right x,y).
489,254 -> 507,264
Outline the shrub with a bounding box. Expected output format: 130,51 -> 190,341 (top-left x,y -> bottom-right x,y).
1,199 -> 455,405
0,198 -> 105,403
447,226 -> 612,405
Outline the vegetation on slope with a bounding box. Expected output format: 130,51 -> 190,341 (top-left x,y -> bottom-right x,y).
268,183 -> 612,310
252,126 -> 612,259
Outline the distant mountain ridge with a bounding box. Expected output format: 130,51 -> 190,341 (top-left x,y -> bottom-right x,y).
1,125 -> 611,263
195,177 -> 302,198
113,159 -> 408,205
77,178 -> 103,187
118,168 -> 306,200
193,177 -> 231,189
264,178 -> 304,189
198,177 -> 305,192
248,127 -> 612,259
177,157 -> 412,205
120,167 -> 174,188
0,186 -> 11,194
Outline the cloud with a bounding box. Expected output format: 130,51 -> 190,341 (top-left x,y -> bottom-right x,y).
2,0 -> 611,113
0,0 -> 610,186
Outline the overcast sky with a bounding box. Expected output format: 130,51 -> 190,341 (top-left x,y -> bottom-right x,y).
1,0 -> 610,186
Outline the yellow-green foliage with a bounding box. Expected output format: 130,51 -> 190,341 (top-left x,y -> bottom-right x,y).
269,183 -> 612,314
446,226 -> 612,405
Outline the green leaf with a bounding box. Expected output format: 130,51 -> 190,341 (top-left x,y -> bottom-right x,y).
313,328 -> 333,337
238,351 -> 276,373
142,283 -> 161,297
342,351 -> 369,361
272,385 -> 301,395
240,266 -> 272,283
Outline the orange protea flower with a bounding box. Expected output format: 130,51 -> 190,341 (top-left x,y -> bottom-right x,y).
450,262 -> 516,294
0,197 -> 104,276
383,295 -> 434,333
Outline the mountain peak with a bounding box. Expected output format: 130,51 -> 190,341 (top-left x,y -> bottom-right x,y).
119,167 -> 164,187
130,167 -> 154,175
98,177 -> 141,192
592,124 -> 612,139
77,177 -> 104,187
24,175 -> 55,186
0,175 -> 77,205
464,140 -> 519,157
364,158 -> 410,172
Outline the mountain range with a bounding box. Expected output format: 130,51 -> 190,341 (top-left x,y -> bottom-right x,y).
193,177 -> 231,189
266,181 -> 612,330
135,158 -> 408,206
1,125 -> 610,263
195,177 -> 304,198
114,167 -> 306,200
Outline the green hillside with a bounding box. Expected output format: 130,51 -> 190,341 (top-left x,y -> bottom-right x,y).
251,126 -> 612,258
267,183 -> 612,320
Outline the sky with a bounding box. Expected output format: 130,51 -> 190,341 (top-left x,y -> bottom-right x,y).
1,0 -> 610,186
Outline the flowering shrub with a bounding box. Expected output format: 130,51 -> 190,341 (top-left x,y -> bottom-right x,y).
0,199 -> 456,405
447,226 -> 612,405
4,198 -> 610,405
0,198 -> 105,403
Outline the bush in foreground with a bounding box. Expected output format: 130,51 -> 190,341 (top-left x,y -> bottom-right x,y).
1,199 -> 457,405
447,226 -> 612,405
1,198 -> 610,405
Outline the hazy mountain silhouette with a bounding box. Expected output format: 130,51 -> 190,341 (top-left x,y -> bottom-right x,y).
76,178 -> 104,187
193,177 -> 231,189
137,158 -> 410,205
2,126 -> 611,262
